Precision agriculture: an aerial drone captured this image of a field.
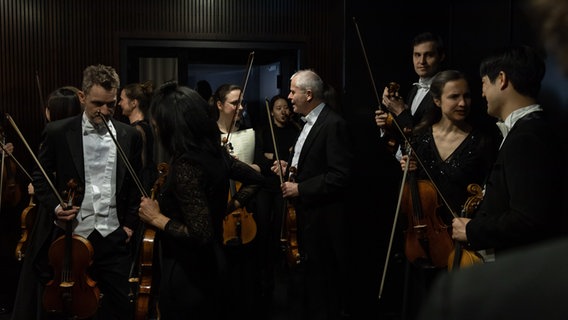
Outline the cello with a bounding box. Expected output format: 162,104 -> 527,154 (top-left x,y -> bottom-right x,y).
42,179 -> 100,319
447,183 -> 484,270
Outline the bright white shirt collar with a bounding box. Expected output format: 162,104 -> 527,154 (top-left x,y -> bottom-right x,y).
496,104 -> 542,148
301,102 -> 325,125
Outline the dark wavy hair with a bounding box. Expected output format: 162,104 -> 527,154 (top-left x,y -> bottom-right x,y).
46,86 -> 82,122
150,81 -> 222,159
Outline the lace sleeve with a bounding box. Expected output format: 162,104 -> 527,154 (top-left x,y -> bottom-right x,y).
229,157 -> 264,207
163,158 -> 213,246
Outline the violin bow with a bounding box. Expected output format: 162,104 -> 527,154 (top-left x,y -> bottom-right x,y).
224,51 -> 255,148
264,98 -> 285,182
6,114 -> 67,206
0,140 -> 33,182
96,112 -> 149,198
353,17 -> 459,300
352,17 -> 407,137
36,71 -> 48,125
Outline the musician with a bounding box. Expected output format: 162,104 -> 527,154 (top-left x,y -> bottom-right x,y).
214,83 -> 260,171
398,70 -> 499,319
212,82 -> 267,317
13,64 -> 142,319
419,4 -> 568,319
271,69 -> 353,320
118,80 -> 157,194
451,45 -> 567,255
138,82 -> 263,319
375,32 -> 446,156
251,94 -> 301,304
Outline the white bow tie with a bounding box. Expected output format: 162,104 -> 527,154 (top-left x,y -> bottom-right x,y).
413,82 -> 430,90
83,122 -> 107,136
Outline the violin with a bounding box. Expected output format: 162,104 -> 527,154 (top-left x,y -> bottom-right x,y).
0,139 -> 31,261
447,183 -> 484,270
15,73 -> 47,261
222,179 -> 257,246
43,179 -> 100,319
380,82 -> 403,151
400,143 -> 454,268
280,166 -> 301,267
352,17 -> 406,153
131,162 -> 167,319
222,51 -> 257,247
15,192 -> 36,261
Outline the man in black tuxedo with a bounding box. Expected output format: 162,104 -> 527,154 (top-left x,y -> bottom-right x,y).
374,31 -> 446,150
451,45 -> 566,255
12,64 -> 142,320
419,44 -> 568,320
272,69 -> 353,320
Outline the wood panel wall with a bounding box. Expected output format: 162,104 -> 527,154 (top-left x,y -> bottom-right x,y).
0,0 -> 343,170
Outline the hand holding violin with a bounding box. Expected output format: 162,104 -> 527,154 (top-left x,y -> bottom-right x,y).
382,86 -> 405,115
139,196 -> 170,231
400,154 -> 417,172
55,204 -> 79,221
451,217 -> 470,242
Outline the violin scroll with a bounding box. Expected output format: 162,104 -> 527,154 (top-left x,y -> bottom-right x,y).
447,183 -> 484,271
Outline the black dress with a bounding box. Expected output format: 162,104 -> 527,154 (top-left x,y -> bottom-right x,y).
400,125 -> 498,320
155,149 -> 263,319
410,126 -> 498,223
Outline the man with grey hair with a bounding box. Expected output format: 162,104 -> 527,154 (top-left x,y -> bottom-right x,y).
272,69 -> 353,319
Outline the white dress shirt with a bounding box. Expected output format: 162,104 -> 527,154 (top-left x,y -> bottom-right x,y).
74,112 -> 119,238
291,103 -> 324,169
410,77 -> 432,115
496,104 -> 542,149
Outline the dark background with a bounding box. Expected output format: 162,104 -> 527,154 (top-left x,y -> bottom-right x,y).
1,0 -> 566,318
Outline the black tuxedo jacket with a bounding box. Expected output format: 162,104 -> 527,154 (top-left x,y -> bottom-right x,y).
467,111 -> 566,253
32,114 -> 143,231
291,104 -> 352,227
396,85 -> 437,131
11,114 -> 142,320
